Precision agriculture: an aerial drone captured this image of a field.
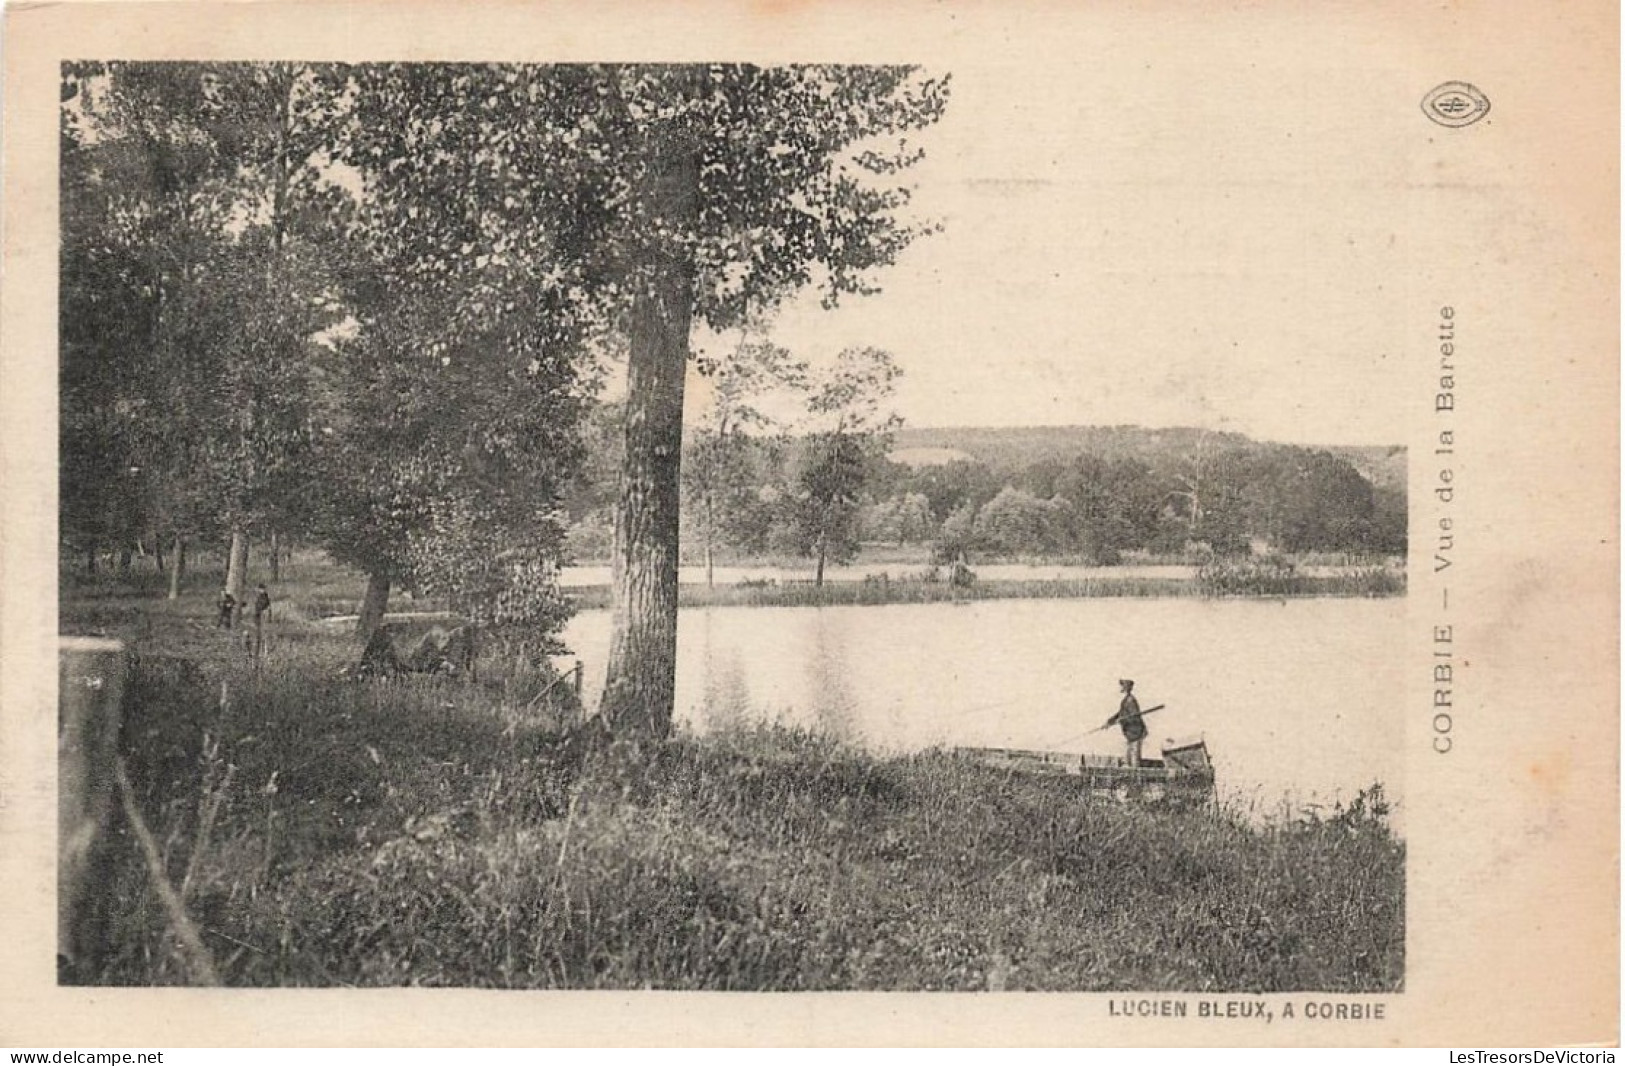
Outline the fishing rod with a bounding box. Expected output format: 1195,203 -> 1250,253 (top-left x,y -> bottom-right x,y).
1084,703 -> 1167,735
1037,705 -> 1170,751
943,694 -> 1172,751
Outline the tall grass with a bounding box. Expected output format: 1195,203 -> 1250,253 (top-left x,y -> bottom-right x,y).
1196,555 -> 1308,597
682,574 -> 1200,608
570,574 -> 1196,610
1195,555 -> 1406,599
83,650 -> 1403,991
1318,566 -> 1407,597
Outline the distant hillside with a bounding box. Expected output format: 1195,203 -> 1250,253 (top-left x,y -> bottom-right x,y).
1323,445 -> 1407,494
892,425 -> 1406,491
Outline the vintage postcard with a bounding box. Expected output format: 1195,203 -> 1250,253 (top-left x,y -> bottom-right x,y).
1,0 -> 1617,1049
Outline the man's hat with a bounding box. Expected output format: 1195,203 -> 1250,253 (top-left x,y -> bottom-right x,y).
1119,678 -> 1134,687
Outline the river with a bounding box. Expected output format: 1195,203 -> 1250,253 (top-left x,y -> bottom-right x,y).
557,597 -> 1404,821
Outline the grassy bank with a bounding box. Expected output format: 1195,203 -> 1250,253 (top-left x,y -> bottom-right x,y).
78,643 -> 1403,991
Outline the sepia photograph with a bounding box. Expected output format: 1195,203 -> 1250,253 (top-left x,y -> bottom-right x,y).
4,0 -> 1616,1048
54,55 -> 1408,995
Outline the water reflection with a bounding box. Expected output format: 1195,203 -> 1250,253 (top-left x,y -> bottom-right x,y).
804,612 -> 861,743
696,608 -> 752,733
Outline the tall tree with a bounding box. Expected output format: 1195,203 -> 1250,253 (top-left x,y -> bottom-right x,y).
1051,454 -> 1166,563
685,335 -> 807,586
1269,449 -> 1380,553
310,287 -> 587,646
202,63 -> 352,608
61,63 -> 348,601
333,66 -> 596,644
343,64 -> 949,737
60,63 -> 236,579
64,61 -> 596,642
786,346 -> 903,585
596,68 -> 945,737
892,492 -> 934,544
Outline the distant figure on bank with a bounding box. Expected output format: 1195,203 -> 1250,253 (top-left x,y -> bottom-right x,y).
250,583 -> 273,659
1107,679 -> 1148,767
216,589 -> 236,629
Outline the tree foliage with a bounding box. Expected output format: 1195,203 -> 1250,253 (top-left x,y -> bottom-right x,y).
783,347 -> 902,583
62,62 -> 949,735
60,63 -> 345,571
684,336 -> 808,578
908,441 -> 1402,561
328,65 -> 949,731
336,64 -> 948,338
61,62 -> 593,647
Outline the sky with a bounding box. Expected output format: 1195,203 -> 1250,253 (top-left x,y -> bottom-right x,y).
685,10 -> 1428,448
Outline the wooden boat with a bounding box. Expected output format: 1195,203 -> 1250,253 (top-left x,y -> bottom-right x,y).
953,735 -> 1216,806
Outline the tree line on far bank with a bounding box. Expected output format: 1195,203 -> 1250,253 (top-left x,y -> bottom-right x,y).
562,419 -> 1408,572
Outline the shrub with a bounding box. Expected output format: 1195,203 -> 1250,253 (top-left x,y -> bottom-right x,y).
1339,566 -> 1406,597
1196,554 -> 1308,597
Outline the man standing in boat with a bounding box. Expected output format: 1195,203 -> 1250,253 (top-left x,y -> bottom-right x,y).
1107,679 -> 1148,767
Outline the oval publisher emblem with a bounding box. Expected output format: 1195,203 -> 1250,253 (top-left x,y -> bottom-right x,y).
1422,82 -> 1491,128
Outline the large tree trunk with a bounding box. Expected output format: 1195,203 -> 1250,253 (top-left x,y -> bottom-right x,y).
167,535 -> 186,601
268,530 -> 281,584
356,570 -> 390,644
815,537 -> 827,588
225,532 -> 249,626
600,139 -> 701,739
